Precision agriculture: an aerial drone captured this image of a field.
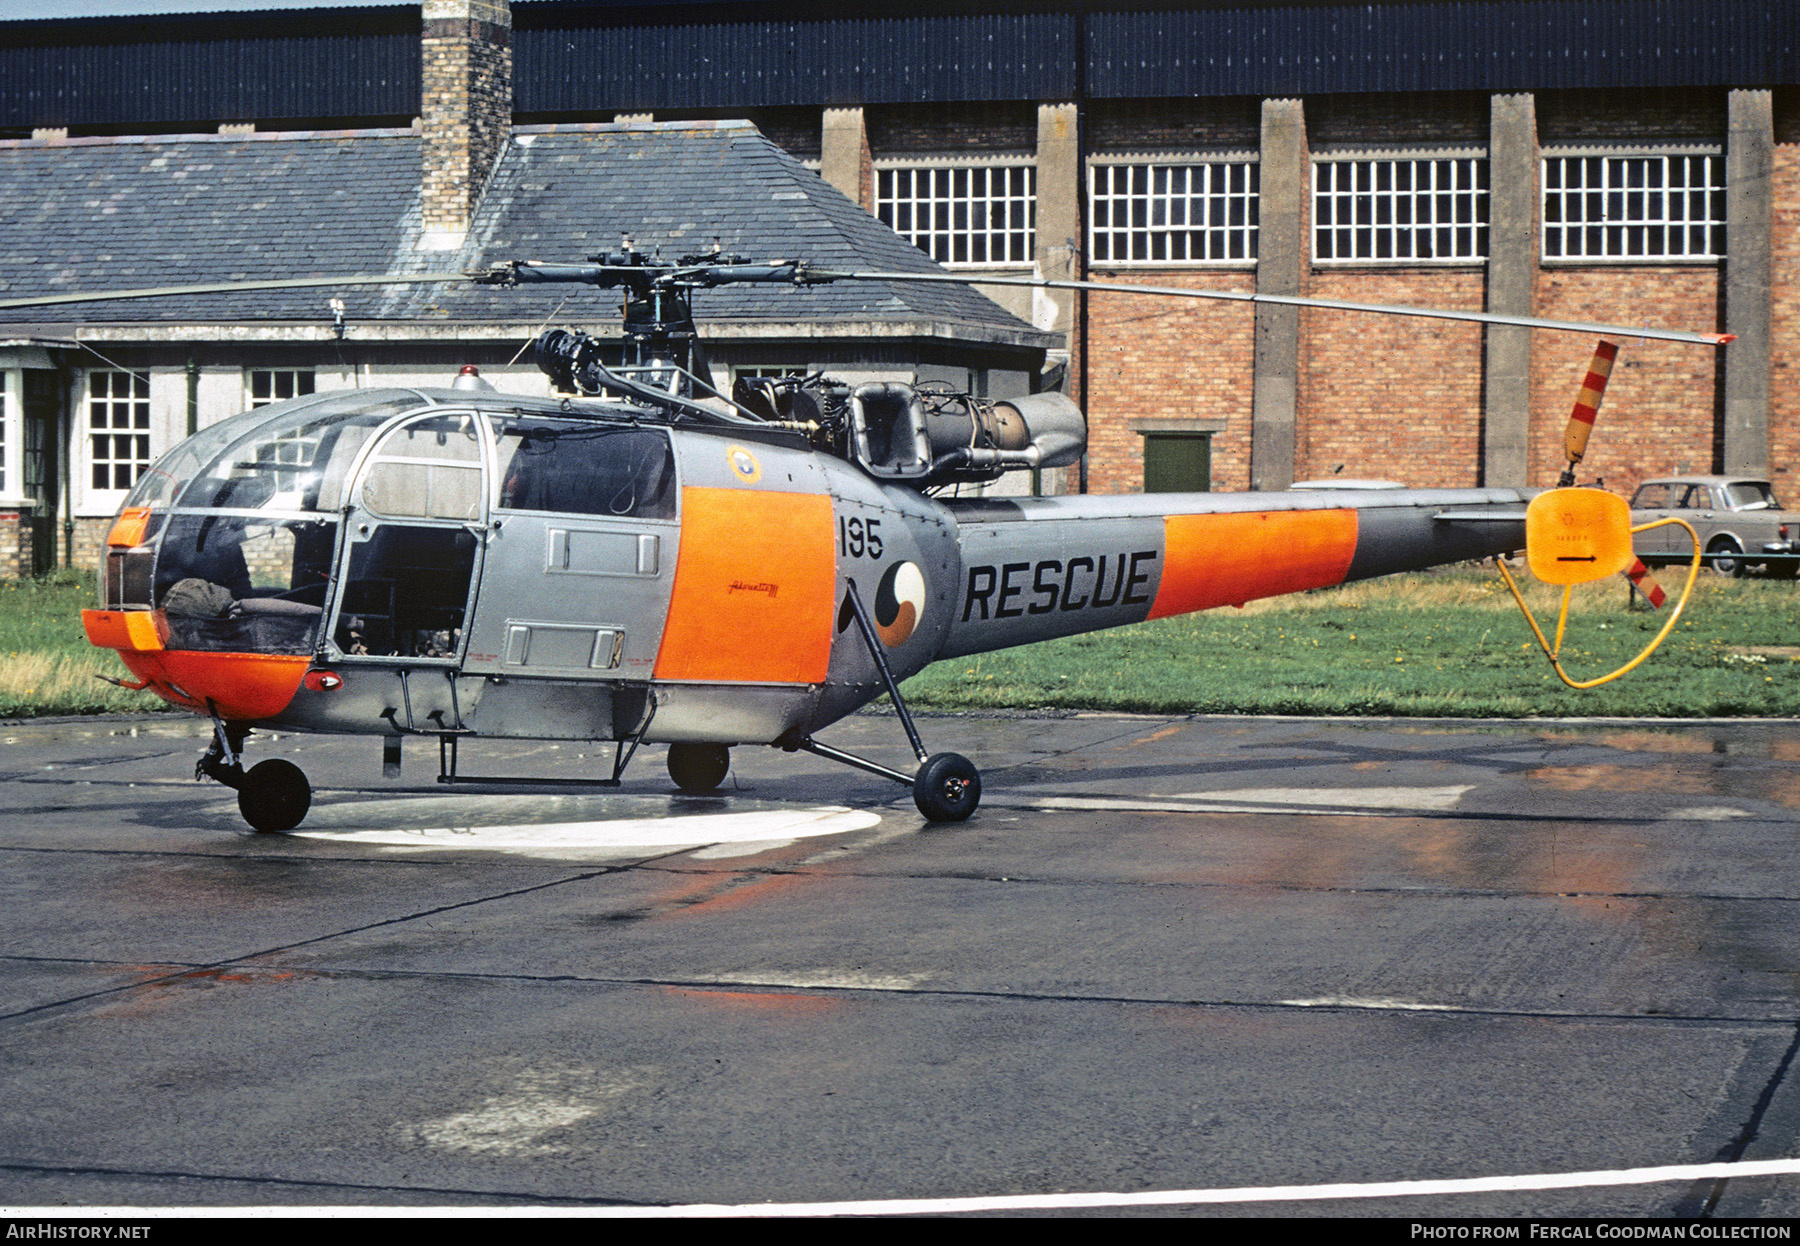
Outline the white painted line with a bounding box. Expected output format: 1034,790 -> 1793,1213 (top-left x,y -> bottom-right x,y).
1177,785 -> 1474,811
1279,995 -> 1458,1012
1007,790 -> 1465,818
706,968 -> 931,992
1666,806 -> 1754,821
11,1155 -> 1800,1217
1006,795 -> 1312,816
292,807 -> 880,860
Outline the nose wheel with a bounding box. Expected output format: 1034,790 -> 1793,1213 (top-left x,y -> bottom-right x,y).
195,710 -> 313,832
668,742 -> 731,794
238,759 -> 312,833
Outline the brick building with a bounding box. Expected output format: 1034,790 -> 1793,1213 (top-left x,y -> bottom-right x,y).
0,0 -> 1794,570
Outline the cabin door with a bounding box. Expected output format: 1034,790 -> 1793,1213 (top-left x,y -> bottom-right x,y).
327,411 -> 488,663
461,419 -> 679,683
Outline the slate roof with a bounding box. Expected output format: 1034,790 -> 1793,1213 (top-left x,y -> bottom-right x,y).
0,120 -> 1050,345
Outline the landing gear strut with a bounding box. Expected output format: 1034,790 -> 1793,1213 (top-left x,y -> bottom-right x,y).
783,581 -> 983,823
195,708 -> 312,832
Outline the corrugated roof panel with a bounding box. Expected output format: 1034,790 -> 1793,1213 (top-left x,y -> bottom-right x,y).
1086,1 -> 1787,98
0,1 -> 1792,130
516,11 -> 1076,111
0,17 -> 418,129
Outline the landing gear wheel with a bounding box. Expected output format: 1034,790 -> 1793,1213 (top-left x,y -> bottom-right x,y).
914,752 -> 981,822
667,743 -> 731,794
1708,537 -> 1744,578
237,758 -> 311,832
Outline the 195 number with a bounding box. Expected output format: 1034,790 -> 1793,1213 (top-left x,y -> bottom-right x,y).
838,515 -> 883,560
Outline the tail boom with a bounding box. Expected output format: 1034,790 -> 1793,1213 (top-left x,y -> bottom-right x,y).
939,489 -> 1528,659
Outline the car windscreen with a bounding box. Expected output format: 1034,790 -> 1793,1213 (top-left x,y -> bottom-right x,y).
1725,482 -> 1782,510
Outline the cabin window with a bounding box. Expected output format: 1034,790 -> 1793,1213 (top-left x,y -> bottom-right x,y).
359,413 -> 484,521
1313,157 -> 1488,263
492,422 -> 677,520
1141,432 -> 1212,494
1089,159 -> 1259,264
1542,152 -> 1724,261
877,162 -> 1037,266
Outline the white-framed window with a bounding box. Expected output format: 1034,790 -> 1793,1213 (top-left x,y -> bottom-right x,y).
876,162 -> 1036,266
733,366 -> 810,380
245,369 -> 320,489
87,370 -> 152,493
0,371 -> 9,497
1541,152 -> 1725,261
1089,159 -> 1259,264
247,368 -> 316,408
1314,157 -> 1489,262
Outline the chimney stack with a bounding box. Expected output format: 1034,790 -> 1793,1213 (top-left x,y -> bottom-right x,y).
420,0 -> 512,249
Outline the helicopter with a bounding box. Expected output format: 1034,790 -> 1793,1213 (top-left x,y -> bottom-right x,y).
54,242 -> 1730,833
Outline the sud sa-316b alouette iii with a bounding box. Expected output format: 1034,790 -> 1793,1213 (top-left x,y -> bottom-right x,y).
49,246 -> 1728,831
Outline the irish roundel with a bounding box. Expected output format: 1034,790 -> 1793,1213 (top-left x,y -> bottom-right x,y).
874,561 -> 927,648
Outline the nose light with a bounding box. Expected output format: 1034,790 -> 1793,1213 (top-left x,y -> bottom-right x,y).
302,671 -> 343,692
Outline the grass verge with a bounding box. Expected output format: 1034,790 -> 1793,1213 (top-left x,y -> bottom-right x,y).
2,566 -> 1796,720
901,568 -> 1800,718
0,572 -> 169,718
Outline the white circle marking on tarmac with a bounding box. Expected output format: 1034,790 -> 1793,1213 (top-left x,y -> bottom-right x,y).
292,806 -> 881,859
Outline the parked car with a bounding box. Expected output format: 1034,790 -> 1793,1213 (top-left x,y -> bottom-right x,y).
1628,475 -> 1800,578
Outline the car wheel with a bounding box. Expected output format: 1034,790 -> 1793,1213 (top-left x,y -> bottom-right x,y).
1708,537 -> 1743,578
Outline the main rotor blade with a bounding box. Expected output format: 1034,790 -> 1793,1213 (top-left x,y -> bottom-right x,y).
0,272 -> 468,312
807,270 -> 1734,347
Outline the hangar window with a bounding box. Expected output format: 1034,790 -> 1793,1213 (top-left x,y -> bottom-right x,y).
876,162 -> 1036,266
1313,157 -> 1488,262
1541,153 -> 1725,261
87,369 -> 152,493
1089,159 -> 1259,264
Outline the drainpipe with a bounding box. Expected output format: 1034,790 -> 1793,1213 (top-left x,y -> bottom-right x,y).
1074,0 -> 1089,495
58,365 -> 73,568
186,354 -> 199,436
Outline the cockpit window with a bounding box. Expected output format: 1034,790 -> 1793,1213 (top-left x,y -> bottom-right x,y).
133,394 -> 420,514
492,420 -> 677,519
154,513 -> 339,654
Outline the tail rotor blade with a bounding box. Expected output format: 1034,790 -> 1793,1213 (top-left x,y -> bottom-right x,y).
1564,339 -> 1620,475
